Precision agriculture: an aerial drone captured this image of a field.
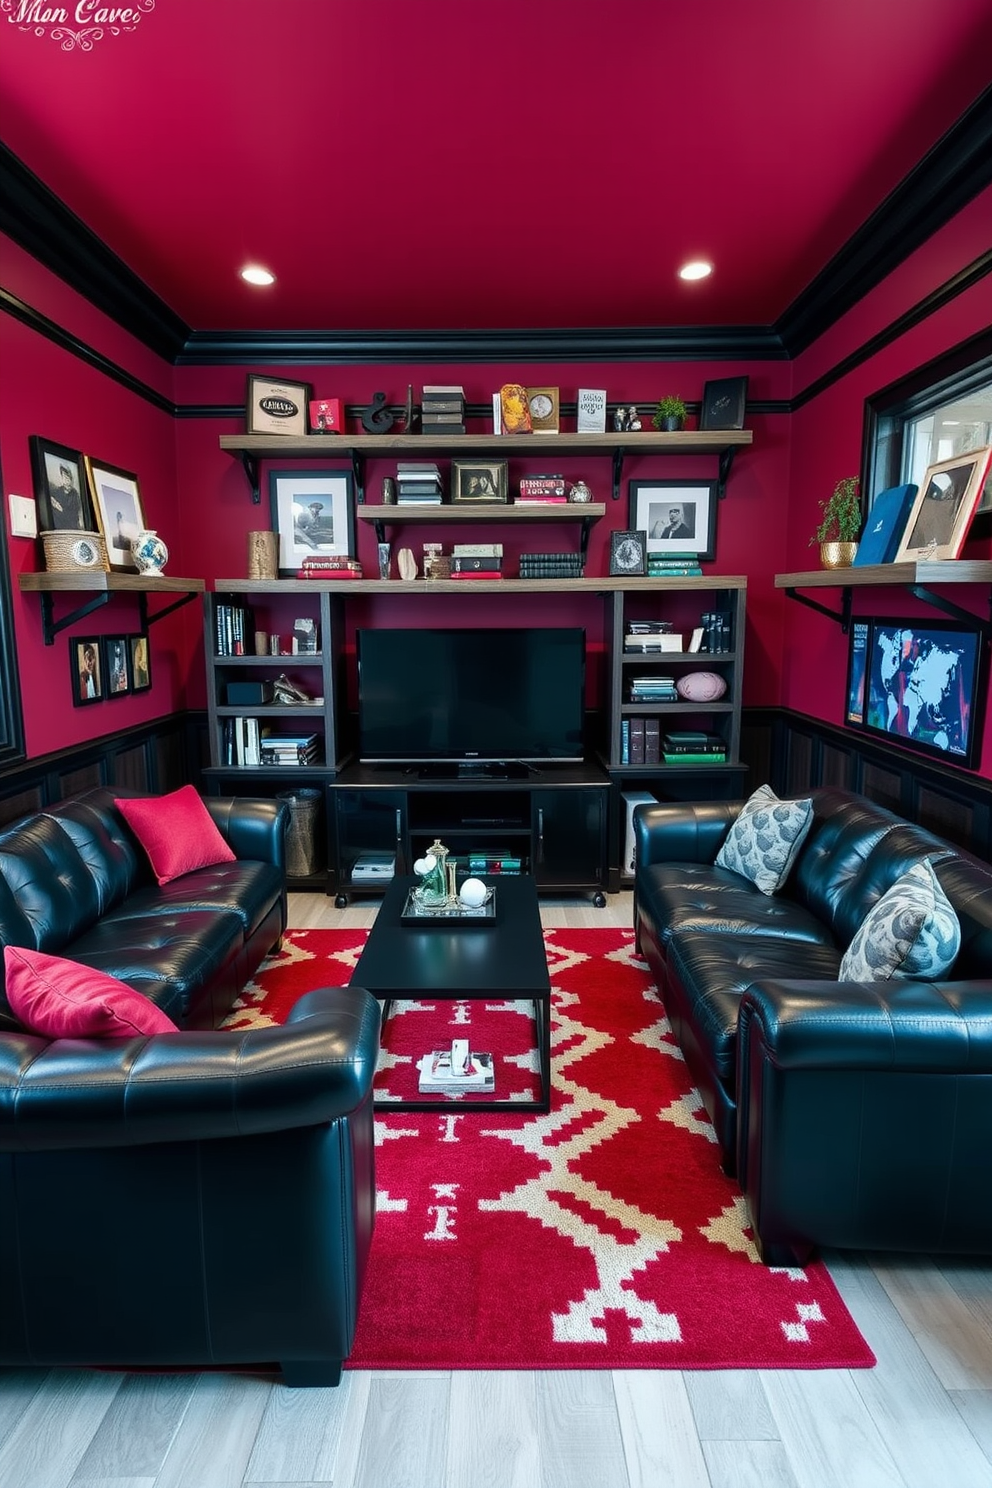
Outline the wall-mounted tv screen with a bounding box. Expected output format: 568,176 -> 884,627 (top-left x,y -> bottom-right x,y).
845,616 -> 986,769
357,627 -> 586,769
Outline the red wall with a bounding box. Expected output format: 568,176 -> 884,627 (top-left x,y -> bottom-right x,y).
2,182 -> 990,775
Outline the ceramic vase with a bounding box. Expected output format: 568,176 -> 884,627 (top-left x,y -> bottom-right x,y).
132,530 -> 169,576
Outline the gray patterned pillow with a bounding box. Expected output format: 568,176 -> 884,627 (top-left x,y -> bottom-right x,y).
714,783 -> 814,896
839,859 -> 960,982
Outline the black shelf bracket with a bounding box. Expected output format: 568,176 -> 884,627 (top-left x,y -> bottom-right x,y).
717,445 -> 738,500
580,515 -> 596,566
351,448 -> 366,505
38,591 -> 111,646
784,585 -> 853,633
238,450 -> 261,505
612,447 -> 624,501
373,518 -> 386,544
137,590 -> 201,632
909,583 -> 992,642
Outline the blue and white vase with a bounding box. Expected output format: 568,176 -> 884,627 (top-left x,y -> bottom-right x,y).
132,530 -> 169,576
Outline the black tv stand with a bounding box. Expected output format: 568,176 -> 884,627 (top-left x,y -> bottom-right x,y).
414,761 -> 536,781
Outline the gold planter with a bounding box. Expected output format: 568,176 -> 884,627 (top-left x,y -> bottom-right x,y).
819,541 -> 858,569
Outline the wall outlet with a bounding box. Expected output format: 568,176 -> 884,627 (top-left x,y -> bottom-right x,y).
8,494 -> 37,538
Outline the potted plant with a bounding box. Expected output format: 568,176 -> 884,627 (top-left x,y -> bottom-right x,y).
810,476 -> 861,568
651,396 -> 687,433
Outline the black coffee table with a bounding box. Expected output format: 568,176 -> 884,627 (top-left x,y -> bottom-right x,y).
350,874 -> 551,1113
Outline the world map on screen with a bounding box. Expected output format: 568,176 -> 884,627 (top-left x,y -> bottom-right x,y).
867,625 -> 974,757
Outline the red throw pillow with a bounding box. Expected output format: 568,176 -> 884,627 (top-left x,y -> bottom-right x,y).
115,784 -> 236,886
4,946 -> 178,1038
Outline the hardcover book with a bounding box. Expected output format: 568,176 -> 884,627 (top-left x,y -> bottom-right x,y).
577,388 -> 607,433
500,384 -> 533,434
851,483 -> 918,566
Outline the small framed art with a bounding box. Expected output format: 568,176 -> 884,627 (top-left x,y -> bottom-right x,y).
71,636 -> 103,706
699,376 -> 749,431
83,457 -> 147,572
128,633 -> 152,692
246,375 -> 313,437
630,479 -> 718,561
609,530 -> 647,576
104,636 -> 130,698
29,436 -> 95,532
451,461 -> 509,504
893,448 -> 992,562
268,468 -> 356,576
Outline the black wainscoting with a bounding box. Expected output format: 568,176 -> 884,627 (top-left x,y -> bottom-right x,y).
0,713 -> 207,828
741,707 -> 992,861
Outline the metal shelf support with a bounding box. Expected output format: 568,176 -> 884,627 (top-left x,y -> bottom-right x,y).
909,584 -> 992,642
137,590 -> 201,632
784,584 -> 854,633
38,591 -> 111,646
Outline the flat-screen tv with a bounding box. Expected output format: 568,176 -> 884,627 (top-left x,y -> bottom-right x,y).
357,627 -> 586,768
845,616 -> 986,769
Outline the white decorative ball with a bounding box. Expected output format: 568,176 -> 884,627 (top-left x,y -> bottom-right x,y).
413,854 -> 436,876
459,877 -> 488,908
676,671 -> 727,702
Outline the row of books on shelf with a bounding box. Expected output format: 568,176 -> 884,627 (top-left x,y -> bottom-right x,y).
221,719 -> 321,767
215,601 -> 253,656
647,551 -> 703,578
621,719 -> 728,765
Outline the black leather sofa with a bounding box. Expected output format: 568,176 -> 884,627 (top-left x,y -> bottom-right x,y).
0,788 -> 382,1383
634,787 -> 992,1265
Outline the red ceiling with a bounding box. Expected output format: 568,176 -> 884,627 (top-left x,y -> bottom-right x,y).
0,0 -> 990,335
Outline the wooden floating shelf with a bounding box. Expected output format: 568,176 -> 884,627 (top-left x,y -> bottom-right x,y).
220,431 -> 753,457
214,576 -> 748,595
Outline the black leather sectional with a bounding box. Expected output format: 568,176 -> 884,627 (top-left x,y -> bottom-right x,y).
634,787 -> 992,1265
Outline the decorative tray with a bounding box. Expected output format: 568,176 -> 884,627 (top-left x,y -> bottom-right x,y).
400,887 -> 496,924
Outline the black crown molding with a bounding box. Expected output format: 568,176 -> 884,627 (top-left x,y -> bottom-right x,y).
1,83 -> 990,368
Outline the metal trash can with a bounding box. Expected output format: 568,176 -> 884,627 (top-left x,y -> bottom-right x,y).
277,788 -> 323,878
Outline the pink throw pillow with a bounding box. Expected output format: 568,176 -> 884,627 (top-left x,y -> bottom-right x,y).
115,784 -> 236,886
4,946 -> 178,1038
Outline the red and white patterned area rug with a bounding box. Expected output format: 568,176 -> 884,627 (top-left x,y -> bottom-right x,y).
225,927 -> 875,1371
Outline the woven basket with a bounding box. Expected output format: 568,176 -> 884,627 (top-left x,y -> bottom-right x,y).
41,530 -> 110,573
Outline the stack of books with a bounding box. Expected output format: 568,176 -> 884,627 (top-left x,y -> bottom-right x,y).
629,674 -> 678,702
516,475 -> 567,504
297,555 -> 363,579
624,622 -> 682,652
451,542 -> 503,579
417,1049 -> 495,1094
214,599 -> 253,655
647,551 -> 703,578
700,611 -> 733,652
621,716 -> 659,764
518,551 -> 583,579
260,731 -> 321,766
396,462 -> 443,504
663,731 -> 728,764
467,853 -> 521,874
420,385 -> 465,436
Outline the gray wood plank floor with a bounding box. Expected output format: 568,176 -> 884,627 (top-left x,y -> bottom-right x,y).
4,890 -> 992,1488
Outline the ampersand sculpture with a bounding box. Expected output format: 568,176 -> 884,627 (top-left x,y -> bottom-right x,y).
361,391 -> 395,434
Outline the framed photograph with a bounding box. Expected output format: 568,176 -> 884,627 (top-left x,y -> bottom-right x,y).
246,375 -> 313,438
846,616 -> 986,769
893,448 -> 992,562
451,460 -> 509,504
29,436 -> 95,533
71,636 -> 103,707
104,635 -> 130,698
127,633 -> 152,693
630,479 -> 718,561
83,457 -> 147,572
609,529 -> 647,576
699,376 -> 749,431
268,469 -> 355,576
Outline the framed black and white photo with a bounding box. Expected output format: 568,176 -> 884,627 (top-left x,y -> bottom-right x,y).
451,460 -> 509,504
893,448 -> 992,562
268,469 -> 355,576
29,436 -> 95,533
128,633 -> 152,693
104,635 -> 130,698
83,457 -> 147,572
246,375 -> 313,438
630,479 -> 718,561
699,376 -> 749,431
71,636 -> 103,707
609,529 -> 647,576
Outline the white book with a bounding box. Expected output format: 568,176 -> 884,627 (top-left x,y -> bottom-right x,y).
492,392 -> 502,433
577,388 -> 607,433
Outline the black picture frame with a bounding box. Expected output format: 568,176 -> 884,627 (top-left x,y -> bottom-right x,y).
127,633 -> 152,693
609,529 -> 647,576
699,376 -> 749,431
71,636 -> 103,707
846,616 -> 987,769
268,468 -> 356,576
29,436 -> 95,533
104,635 -> 130,698
629,479 -> 719,561
246,375 -> 313,438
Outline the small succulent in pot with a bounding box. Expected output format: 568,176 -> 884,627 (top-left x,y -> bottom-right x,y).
651,396 -> 687,432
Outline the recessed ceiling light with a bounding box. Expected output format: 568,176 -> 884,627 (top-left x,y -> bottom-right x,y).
679,260 -> 713,282
240,265 -> 275,286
